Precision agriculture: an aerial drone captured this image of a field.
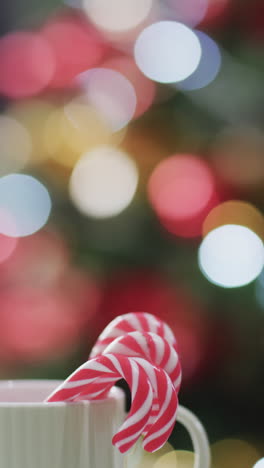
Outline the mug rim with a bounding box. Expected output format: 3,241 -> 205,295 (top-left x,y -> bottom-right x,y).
0,379 -> 124,408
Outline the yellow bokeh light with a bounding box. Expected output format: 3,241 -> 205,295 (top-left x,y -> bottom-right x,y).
211,439 -> 260,468
153,450 -> 195,467
203,200 -> 264,241
126,441 -> 174,467
0,115 -> 32,174
44,102 -> 125,169
8,99 -> 55,165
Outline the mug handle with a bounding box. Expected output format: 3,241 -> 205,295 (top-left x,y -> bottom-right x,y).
177,405 -> 211,468
124,404 -> 211,468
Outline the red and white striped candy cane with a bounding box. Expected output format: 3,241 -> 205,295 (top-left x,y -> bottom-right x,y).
46,353 -> 178,453
90,312 -> 178,358
103,331 -> 182,392
103,331 -> 181,436
47,354 -> 154,453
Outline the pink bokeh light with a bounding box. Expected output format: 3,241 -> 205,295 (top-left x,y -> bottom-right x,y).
148,154 -> 219,238
0,31 -> 56,98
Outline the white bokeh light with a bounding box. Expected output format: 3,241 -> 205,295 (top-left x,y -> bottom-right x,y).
177,31 -> 221,90
69,146 -> 139,218
77,68 -> 137,132
83,0 -> 153,33
0,174 -> 52,237
134,21 -> 201,83
253,459 -> 264,468
198,225 -> 264,288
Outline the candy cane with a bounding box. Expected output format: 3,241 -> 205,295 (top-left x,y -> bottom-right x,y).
103,331 -> 182,392
103,331 -> 181,436
46,353 -> 178,453
90,312 -> 178,358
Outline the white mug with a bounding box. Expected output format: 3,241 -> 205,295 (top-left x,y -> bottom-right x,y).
0,380 -> 125,468
0,380 -> 211,468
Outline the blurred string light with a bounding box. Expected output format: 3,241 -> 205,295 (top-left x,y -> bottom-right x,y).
198,225 -> 264,288
148,154 -> 218,238
101,55 -> 156,118
210,126 -> 264,190
69,145 -> 139,218
203,201 -> 264,241
0,174 -> 51,237
160,0 -> 208,27
82,0 -> 154,33
134,21 -> 201,83
0,32 -> 55,98
211,439 -> 260,468
77,68 -> 137,131
7,99 -> 55,165
153,450 -> 195,467
0,116 -> 32,174
41,14 -> 106,88
176,31 -> 221,90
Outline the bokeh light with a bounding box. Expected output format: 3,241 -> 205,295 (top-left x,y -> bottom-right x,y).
101,55 -> 156,118
77,68 -> 137,131
134,21 -> 201,83
0,288 -> 85,363
44,103 -> 113,168
0,234 -> 17,264
0,230 -> 69,288
210,126 -> 264,190
161,0 -> 208,27
203,201 -> 264,241
202,0 -> 230,26
148,154 -> 218,237
7,99 -> 55,165
254,459 -> 264,468
0,174 -> 52,237
42,14 -> 106,88
0,115 -> 32,174
0,31 -> 55,98
153,450 -> 195,467
127,441 -> 173,467
69,145 -> 139,218
211,439 -> 260,468
83,0 -> 154,33
177,31 -> 221,90
199,225 -> 264,288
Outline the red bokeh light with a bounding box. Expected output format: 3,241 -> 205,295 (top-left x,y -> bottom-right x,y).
0,234 -> 17,264
0,230 -> 69,287
42,14 -> 107,88
0,271 -> 101,364
102,55 -> 156,118
0,31 -> 56,98
201,0 -> 231,27
148,154 -> 219,238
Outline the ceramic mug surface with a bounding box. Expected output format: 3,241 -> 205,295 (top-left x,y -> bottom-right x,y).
0,380 -> 125,468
